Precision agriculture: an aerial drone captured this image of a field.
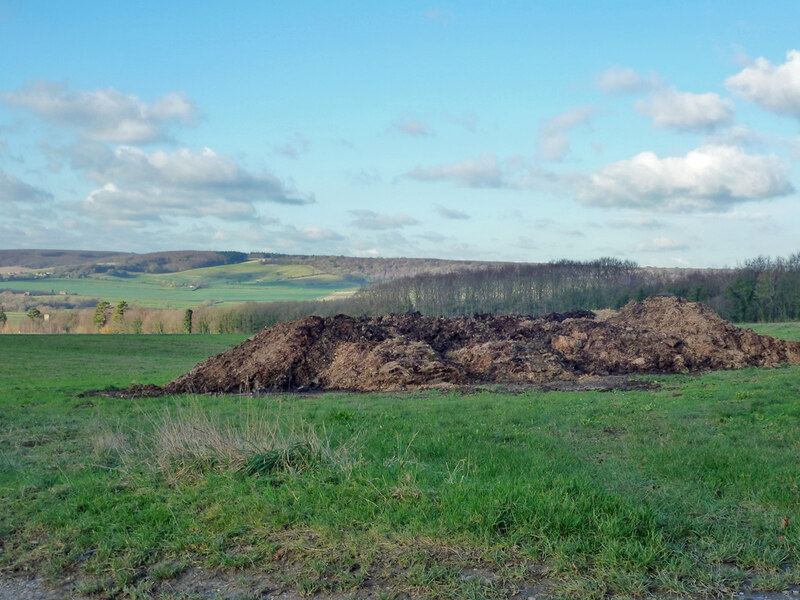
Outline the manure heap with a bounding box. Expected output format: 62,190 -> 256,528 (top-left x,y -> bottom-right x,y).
164,296 -> 800,394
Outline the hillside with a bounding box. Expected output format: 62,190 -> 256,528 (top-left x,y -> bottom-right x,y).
0,260 -> 360,311
255,253 -> 505,282
0,249 -> 128,269
0,249 -> 248,275
1,249 -> 495,282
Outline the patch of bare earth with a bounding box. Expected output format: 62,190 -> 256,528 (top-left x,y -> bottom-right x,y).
152,296 -> 800,395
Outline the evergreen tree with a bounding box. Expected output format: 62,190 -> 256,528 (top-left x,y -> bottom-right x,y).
113,300 -> 129,322
183,308 -> 193,334
93,301 -> 111,330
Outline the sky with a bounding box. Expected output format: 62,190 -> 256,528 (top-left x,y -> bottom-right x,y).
1,1 -> 800,267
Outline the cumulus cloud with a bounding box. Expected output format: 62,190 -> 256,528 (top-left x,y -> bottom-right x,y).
405,154 -> 507,188
76,146 -> 313,226
0,168 -> 53,204
349,209 -> 419,230
1,80 -> 196,143
579,145 -> 792,211
435,205 -> 470,220
636,89 -> 734,131
90,146 -> 313,204
726,50 -> 800,119
537,106 -> 595,161
596,67 -> 656,94
82,183 -> 257,226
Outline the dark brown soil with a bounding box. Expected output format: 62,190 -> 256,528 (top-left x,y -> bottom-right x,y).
154,296 -> 800,395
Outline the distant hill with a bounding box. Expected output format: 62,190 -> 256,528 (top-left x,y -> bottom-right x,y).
0,250 -> 249,276
1,249 -> 504,282
254,253 -> 506,283
0,249 -> 128,269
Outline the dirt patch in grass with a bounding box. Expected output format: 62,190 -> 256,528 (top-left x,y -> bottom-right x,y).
160,296 -> 800,393
107,296 -> 800,395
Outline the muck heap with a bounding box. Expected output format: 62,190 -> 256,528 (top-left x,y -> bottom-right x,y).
162,296 -> 800,394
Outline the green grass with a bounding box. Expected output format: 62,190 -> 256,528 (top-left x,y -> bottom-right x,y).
0,261 -> 360,309
1,333 -> 799,598
4,311 -> 25,325
738,320 -> 800,341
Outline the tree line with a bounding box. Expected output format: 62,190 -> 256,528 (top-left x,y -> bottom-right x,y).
198,253 -> 800,332
3,253 -> 798,334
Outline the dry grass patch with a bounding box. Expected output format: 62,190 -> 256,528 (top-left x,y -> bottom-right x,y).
94,401 -> 357,483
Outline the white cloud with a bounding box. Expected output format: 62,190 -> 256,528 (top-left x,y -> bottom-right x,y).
396,120 -> 432,137
606,217 -> 664,230
424,9 -> 453,23
637,236 -> 689,252
636,88 -> 734,131
0,168 -> 52,204
405,154 -> 506,188
416,231 -> 449,243
297,226 -> 344,241
726,50 -> 800,119
563,227 -> 586,238
273,133 -> 310,158
514,235 -> 539,250
596,67 -> 655,94
703,124 -> 765,147
76,146 -> 314,226
347,167 -> 382,186
89,145 -> 314,205
349,209 -> 419,230
0,80 -> 196,143
579,145 -> 792,211
435,205 -> 470,220
536,106 -> 595,161
82,183 -> 256,227
404,154 -> 561,191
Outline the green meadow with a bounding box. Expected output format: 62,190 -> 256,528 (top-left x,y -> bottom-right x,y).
0,261 -> 360,309
1,326 -> 799,598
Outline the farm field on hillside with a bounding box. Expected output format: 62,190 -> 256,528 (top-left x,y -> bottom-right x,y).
1,333 -> 799,599
0,261 -> 360,309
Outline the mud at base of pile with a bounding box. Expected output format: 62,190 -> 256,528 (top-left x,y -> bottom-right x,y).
140,296 -> 800,395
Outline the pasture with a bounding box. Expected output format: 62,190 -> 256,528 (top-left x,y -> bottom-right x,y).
1,327 -> 799,598
0,261 -> 360,310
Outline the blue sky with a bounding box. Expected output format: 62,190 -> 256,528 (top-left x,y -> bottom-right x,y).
2,1 -> 800,267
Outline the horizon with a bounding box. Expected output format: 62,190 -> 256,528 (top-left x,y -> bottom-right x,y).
2,2 -> 800,268
1,246 -> 774,272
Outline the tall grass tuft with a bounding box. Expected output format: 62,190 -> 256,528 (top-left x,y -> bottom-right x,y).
149,402 -> 355,481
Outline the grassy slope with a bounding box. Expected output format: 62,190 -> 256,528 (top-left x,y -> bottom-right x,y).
1,332 -> 799,598
0,261 -> 359,309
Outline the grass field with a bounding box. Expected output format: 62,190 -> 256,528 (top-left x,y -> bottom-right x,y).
0,261 -> 360,309
3,311 -> 25,325
739,321 -> 800,341
1,330 -> 799,598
